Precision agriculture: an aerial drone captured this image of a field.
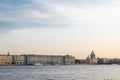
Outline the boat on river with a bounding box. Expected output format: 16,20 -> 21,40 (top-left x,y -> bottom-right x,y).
34,63 -> 43,66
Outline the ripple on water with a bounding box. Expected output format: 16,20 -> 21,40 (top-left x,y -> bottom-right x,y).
0,65 -> 120,80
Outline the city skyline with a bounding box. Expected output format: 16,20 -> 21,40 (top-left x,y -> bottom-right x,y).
1,0 -> 120,59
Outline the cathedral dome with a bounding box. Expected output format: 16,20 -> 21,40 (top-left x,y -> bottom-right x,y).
90,50 -> 96,59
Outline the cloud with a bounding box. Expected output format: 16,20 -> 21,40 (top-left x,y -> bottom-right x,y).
1,0 -> 120,57
0,0 -> 120,33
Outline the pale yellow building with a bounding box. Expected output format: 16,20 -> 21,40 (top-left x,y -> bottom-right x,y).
0,53 -> 75,65
0,55 -> 13,65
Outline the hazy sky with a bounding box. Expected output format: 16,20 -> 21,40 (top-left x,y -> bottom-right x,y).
1,0 -> 120,59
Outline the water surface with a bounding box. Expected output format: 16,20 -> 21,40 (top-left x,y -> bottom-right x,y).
0,65 -> 120,80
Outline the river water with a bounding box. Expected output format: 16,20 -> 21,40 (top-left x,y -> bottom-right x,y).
0,65 -> 120,80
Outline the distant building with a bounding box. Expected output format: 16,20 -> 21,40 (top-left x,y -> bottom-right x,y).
98,58 -> 110,64
90,50 -> 96,59
112,58 -> 120,64
0,52 -> 13,65
75,59 -> 86,64
85,50 -> 98,64
85,54 -> 90,64
24,54 -> 75,65
13,55 -> 26,65
64,55 -> 75,65
97,57 -> 120,64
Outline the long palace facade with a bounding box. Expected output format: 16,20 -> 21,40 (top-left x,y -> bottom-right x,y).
0,52 -> 75,66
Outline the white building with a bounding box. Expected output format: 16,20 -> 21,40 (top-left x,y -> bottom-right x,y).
25,54 -> 75,65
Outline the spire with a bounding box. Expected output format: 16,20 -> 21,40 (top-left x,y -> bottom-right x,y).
91,50 -> 95,55
86,54 -> 90,60
92,50 -> 94,53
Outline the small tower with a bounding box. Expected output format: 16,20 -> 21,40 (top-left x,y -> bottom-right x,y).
86,54 -> 90,60
7,51 -> 10,56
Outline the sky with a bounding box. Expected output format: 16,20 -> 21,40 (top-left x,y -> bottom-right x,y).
1,0 -> 120,59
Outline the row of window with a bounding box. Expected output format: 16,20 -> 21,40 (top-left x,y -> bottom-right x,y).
0,62 -> 12,64
0,62 -> 24,64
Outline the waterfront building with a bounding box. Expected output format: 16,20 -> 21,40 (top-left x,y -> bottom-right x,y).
103,58 -> 110,64
13,55 -> 26,65
64,55 -> 75,65
0,52 -> 13,65
98,58 -> 120,64
25,55 -> 36,65
85,55 -> 90,64
57,56 -> 65,65
0,52 -> 75,65
112,58 -> 120,64
85,50 -> 98,64
90,50 -> 96,59
25,54 -> 75,65
98,58 -> 111,64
